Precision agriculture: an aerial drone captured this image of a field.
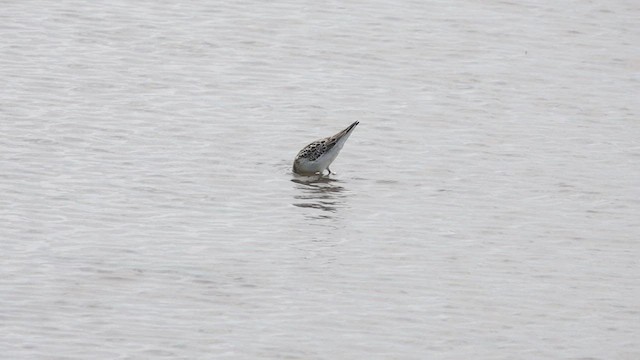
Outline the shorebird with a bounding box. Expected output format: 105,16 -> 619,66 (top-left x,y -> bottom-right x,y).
293,121 -> 359,175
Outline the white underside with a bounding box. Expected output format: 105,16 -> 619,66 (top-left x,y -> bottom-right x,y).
295,152 -> 336,174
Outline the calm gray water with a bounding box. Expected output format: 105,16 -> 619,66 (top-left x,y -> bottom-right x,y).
1,0 -> 639,359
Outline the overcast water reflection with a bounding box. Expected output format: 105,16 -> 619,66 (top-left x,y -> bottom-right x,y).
291,176 -> 347,215
2,0 -> 639,359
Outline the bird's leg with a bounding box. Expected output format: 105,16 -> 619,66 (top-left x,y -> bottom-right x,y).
327,167 -> 334,175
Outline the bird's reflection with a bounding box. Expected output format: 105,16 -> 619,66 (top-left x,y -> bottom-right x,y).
291,175 -> 347,216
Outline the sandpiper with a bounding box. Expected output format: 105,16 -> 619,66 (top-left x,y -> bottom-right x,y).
293,121 -> 359,175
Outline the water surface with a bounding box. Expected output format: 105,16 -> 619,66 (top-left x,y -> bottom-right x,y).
1,0 -> 639,358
